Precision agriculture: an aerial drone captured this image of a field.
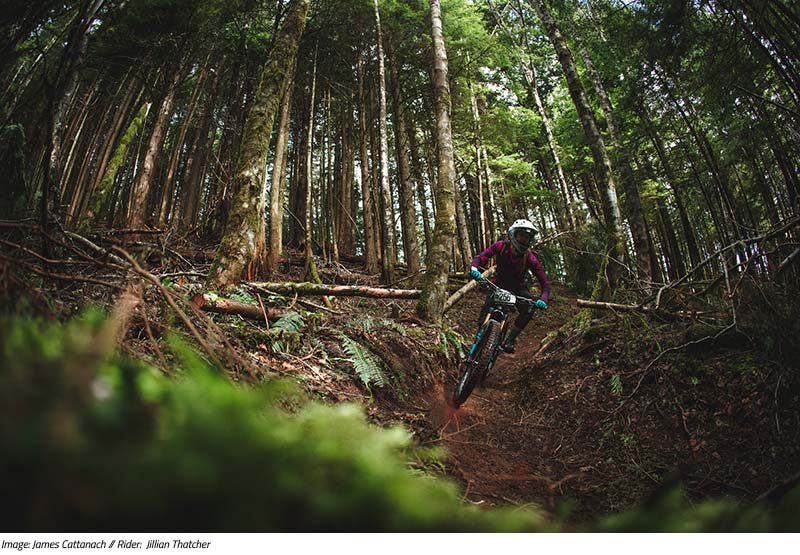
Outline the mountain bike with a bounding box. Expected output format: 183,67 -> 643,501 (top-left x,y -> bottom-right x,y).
451,279 -> 540,408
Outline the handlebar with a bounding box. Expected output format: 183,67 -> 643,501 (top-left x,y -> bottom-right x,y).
476,277 -> 540,307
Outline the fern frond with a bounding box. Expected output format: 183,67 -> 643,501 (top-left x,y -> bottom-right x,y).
611,374 -> 623,397
272,311 -> 305,333
340,334 -> 387,388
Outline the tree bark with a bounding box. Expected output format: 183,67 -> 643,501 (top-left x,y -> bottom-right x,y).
127,65 -> 183,229
373,0 -> 397,285
206,0 -> 310,290
267,62 -> 296,275
247,281 -> 422,299
357,52 -> 380,274
82,101 -> 150,230
416,0 -> 458,324
388,38 -> 421,276
303,46 -> 321,284
581,50 -> 653,281
191,293 -> 288,322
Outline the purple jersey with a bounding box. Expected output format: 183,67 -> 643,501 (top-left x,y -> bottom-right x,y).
471,240 -> 550,302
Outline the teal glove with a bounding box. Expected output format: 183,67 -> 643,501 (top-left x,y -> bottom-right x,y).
469,267 -> 483,281
534,299 -> 548,310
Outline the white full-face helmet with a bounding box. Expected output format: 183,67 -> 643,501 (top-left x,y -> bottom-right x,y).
507,219 -> 537,252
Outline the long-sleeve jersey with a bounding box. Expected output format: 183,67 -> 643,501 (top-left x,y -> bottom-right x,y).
471,240 -> 550,302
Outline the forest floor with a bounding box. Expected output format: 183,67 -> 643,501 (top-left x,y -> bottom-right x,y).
418,283 -> 800,525
430,284 -> 590,517
4,233 -> 798,527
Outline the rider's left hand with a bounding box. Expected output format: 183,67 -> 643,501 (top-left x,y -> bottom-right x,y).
534,299 -> 547,310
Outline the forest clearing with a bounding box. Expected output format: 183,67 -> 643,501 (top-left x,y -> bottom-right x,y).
1,0 -> 799,532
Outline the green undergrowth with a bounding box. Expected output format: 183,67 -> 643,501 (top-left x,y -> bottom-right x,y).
2,310 -> 798,531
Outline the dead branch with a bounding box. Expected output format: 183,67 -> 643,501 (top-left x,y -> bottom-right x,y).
575,299 -> 710,319
64,230 -> 126,266
0,254 -> 122,289
778,247 -> 800,273
652,216 -> 800,308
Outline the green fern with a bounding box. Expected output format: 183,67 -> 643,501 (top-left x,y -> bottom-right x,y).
611,373 -> 623,397
272,311 -> 305,333
440,327 -> 466,360
339,334 -> 387,388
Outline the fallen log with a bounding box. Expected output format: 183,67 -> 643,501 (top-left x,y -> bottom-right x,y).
443,267 -> 495,314
245,280 -> 422,299
191,293 -> 287,321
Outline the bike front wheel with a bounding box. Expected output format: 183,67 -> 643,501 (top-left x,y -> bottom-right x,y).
452,319 -> 500,408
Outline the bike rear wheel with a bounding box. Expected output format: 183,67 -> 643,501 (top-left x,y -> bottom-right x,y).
452,319 -> 500,407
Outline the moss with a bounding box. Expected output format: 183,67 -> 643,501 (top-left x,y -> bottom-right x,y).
582,322 -> 615,343
684,324 -> 745,351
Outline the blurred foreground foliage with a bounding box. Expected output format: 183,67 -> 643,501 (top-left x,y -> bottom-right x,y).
1,311 -> 798,531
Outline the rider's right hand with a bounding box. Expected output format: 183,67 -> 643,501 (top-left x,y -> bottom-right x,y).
469,267 -> 483,281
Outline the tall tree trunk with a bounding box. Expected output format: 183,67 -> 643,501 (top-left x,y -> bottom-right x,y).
158,65 -> 208,227
530,0 -> 624,301
408,120 -> 433,257
303,47 -> 321,283
454,180 -> 472,268
41,0 -> 104,251
467,76 -> 488,247
581,51 -> 654,281
71,71 -> 140,227
416,0 -> 457,324
127,65 -> 183,229
82,101 -> 150,230
267,62 -> 295,275
373,0 -> 397,284
357,52 -> 379,274
388,39 -> 421,276
500,0 -> 575,230
206,0 -> 309,290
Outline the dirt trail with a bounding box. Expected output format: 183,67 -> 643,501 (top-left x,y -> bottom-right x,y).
428,284 -> 590,514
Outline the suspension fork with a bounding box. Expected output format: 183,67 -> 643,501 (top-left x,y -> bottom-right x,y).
468,312 -> 494,357
488,318 -> 509,365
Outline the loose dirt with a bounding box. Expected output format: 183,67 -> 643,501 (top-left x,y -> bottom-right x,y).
428,284 -> 589,517
406,282 -> 799,524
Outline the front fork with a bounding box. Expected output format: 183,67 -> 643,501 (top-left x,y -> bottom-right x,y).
467,313 -> 509,364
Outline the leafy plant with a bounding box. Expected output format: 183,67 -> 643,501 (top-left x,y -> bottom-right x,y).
269,311 -> 305,353
440,326 -> 466,361
272,311 -> 305,333
346,316 -> 407,336
611,374 -> 623,397
339,333 -> 387,389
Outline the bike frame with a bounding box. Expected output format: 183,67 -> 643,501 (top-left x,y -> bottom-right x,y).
466,280 -> 537,368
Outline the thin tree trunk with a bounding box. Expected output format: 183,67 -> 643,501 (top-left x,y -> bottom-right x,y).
267,62 -> 295,275
388,38 -> 421,276
530,0 -> 624,301
127,65 -> 183,229
581,50 -> 653,280
408,120 -> 433,256
303,46 -> 321,283
373,0 -> 397,284
158,65 -> 208,226
357,52 -> 379,274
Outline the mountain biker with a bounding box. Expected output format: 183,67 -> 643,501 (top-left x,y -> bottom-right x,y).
468,219 -> 550,354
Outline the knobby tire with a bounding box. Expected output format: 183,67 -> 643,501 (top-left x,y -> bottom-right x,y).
453,319 -> 500,408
